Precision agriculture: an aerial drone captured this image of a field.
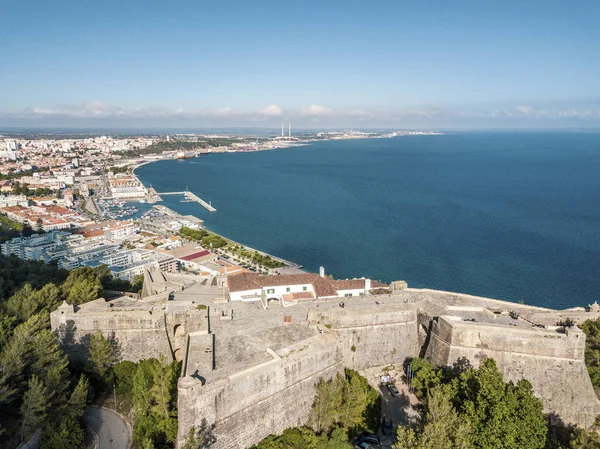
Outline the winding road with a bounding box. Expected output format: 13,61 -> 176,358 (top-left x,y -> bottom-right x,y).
84,407 -> 130,449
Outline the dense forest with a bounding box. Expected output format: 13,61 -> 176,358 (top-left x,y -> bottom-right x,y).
0,256 -> 146,448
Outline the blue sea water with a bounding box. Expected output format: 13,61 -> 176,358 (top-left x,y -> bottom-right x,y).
136,131 -> 600,309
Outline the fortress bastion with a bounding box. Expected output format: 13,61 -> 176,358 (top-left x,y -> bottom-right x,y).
50,273 -> 600,449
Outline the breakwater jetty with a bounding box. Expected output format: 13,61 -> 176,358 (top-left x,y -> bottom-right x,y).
158,191 -> 217,212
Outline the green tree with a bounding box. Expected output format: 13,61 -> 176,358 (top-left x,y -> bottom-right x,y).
62,266 -> 103,305
41,416 -> 84,449
88,330 -> 118,381
569,427 -> 600,449
131,358 -> 181,448
114,360 -> 138,398
311,374 -> 345,432
181,419 -> 216,449
66,375 -> 89,419
0,312 -> 16,347
453,359 -> 546,449
394,386 -> 473,449
4,283 -> 61,323
132,359 -> 157,419
20,375 -> 47,441
406,357 -> 443,399
0,312 -> 69,409
150,356 -> 179,442
579,318 -> 600,394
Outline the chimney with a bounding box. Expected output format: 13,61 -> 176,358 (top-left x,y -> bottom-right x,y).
319,266 -> 325,278
365,279 -> 371,292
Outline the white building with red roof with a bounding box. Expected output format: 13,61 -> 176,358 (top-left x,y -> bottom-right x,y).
227,268 -> 386,305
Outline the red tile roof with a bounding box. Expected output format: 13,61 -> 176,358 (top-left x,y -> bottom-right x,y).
283,291 -> 315,303
227,272 -> 384,299
332,279 -> 366,290
180,250 -> 211,261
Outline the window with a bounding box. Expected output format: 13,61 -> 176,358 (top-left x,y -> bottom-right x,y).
345,293 -> 353,297
359,292 -> 364,297
286,287 -> 291,292
303,286 -> 307,291
267,289 -> 275,294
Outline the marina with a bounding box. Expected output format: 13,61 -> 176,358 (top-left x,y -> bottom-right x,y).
97,198 -> 140,219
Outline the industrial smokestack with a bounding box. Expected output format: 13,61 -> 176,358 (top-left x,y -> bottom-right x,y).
281,123 -> 284,137
288,123 -> 291,137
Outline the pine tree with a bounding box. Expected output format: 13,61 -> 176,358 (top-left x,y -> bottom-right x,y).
20,375 -> 47,441
41,417 -> 84,449
88,330 -> 117,381
66,375 -> 89,419
61,266 -> 103,305
340,370 -> 368,428
310,374 -> 344,432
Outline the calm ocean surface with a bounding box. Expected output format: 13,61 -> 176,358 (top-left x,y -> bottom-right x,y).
136,131 -> 600,309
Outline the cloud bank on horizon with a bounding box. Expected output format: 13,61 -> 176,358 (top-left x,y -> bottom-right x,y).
1,101 -> 599,129
2,1 -> 599,129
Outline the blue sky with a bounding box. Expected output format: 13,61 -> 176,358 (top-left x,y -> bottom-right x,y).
1,0 -> 599,128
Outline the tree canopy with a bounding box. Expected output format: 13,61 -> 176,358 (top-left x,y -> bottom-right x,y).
397,357 -> 600,449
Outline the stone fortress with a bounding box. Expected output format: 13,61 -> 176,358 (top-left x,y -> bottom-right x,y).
50,265 -> 600,449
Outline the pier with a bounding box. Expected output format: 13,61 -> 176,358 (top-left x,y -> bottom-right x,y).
158,191 -> 217,212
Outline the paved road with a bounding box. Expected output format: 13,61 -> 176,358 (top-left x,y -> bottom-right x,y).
84,407 -> 130,449
359,367 -> 419,449
379,382 -> 419,448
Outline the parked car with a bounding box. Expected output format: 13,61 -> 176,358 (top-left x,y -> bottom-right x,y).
388,383 -> 400,397
358,433 -> 380,445
383,418 -> 393,436
354,443 -> 371,449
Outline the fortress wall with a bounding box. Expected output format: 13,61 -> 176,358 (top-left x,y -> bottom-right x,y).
51,301 -> 208,363
308,308 -> 419,370
426,317 -> 600,426
430,316 -> 585,360
178,336 -> 343,449
526,310 -> 600,326
52,308 -> 173,362
164,307 -> 208,358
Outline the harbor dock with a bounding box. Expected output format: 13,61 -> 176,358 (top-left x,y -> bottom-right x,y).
158,191 -> 217,212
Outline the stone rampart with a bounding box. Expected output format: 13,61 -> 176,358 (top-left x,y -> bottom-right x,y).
425,316 -> 600,425
51,300 -> 206,363
178,334 -> 343,449
308,307 -> 419,369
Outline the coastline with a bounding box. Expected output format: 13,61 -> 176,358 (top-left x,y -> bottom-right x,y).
128,131 -> 600,309
131,148 -> 305,272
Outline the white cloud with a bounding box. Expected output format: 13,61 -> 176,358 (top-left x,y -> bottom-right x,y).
299,104 -> 333,117
258,104 -> 283,116
2,101 -> 599,127
513,105 -> 534,115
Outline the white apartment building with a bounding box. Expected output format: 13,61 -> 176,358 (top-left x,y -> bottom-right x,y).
104,222 -> 137,240
0,195 -> 28,208
1,232 -> 63,261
